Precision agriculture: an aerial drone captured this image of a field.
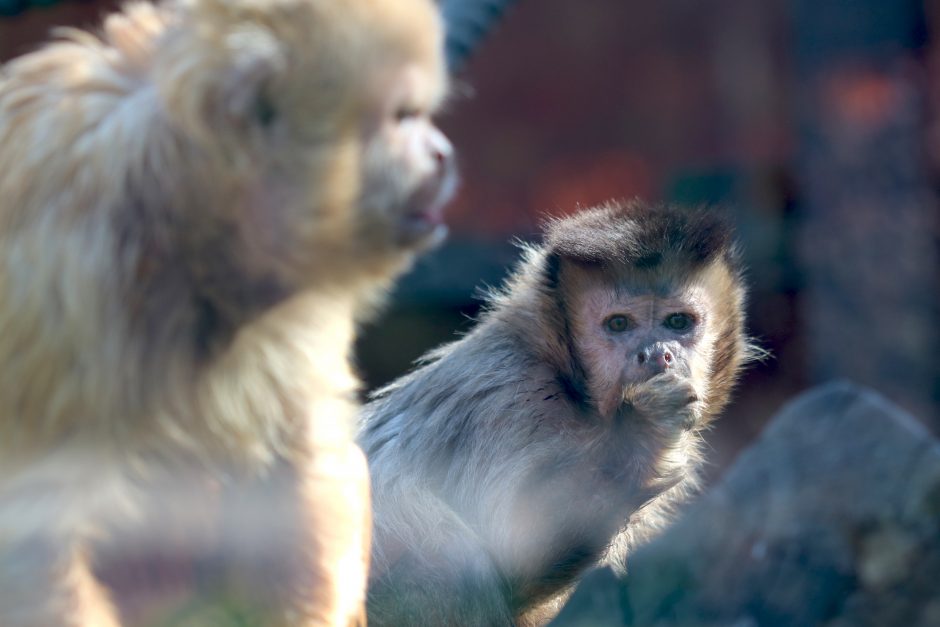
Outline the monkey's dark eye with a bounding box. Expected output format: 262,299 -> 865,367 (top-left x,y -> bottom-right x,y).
605,315 -> 631,333
254,95 -> 277,128
395,106 -> 422,121
664,313 -> 694,332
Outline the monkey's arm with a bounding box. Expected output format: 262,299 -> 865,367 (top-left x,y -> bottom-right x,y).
367,486 -> 514,627
296,442 -> 372,626
600,373 -> 704,573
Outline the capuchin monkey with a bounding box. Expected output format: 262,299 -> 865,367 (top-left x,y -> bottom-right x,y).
359,201 -> 757,626
0,0 -> 455,624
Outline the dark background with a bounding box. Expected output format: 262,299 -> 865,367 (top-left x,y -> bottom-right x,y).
2,0 -> 938,482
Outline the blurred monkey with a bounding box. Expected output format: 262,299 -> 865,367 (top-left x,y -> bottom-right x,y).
0,0 -> 455,624
359,201 -> 756,626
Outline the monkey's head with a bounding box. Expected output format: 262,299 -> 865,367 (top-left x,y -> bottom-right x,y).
537,201 -> 752,426
142,0 -> 455,301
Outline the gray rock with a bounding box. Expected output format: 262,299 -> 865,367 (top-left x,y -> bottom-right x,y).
552,381 -> 940,627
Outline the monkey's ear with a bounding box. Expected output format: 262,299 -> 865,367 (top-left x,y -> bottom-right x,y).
219,28 -> 286,128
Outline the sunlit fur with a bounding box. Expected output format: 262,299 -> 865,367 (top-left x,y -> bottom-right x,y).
359,201 -> 757,626
0,0 -> 450,624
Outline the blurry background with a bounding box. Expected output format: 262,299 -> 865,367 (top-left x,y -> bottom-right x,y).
2,0 -> 938,480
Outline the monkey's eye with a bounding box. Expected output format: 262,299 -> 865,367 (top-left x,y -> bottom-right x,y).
395,106 -> 422,121
663,313 -> 694,332
605,315 -> 631,333
254,95 -> 278,128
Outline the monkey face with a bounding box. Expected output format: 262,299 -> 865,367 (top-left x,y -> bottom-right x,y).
146,0 -> 453,296
357,63 -> 458,253
568,271 -> 713,420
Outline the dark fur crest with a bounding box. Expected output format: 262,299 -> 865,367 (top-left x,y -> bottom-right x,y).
544,199 -> 739,274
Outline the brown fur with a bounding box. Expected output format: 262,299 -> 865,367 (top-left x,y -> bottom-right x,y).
358,201 -> 757,626
0,0 -> 452,624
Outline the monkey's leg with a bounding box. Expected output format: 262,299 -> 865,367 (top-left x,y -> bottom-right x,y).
367,487 -> 514,627
0,453 -> 122,627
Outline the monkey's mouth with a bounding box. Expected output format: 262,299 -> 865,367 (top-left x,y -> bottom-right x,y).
397,175 -> 457,248
400,203 -> 447,244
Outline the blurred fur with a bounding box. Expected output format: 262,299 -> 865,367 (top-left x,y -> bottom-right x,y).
0,0 -> 451,624
359,201 -> 757,626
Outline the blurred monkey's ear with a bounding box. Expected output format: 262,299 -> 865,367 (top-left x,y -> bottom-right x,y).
151,23 -> 286,140
219,27 -> 285,128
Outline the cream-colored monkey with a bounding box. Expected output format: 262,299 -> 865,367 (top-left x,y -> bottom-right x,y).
0,0 -> 455,624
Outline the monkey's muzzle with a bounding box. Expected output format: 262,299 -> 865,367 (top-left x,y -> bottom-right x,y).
398,157 -> 459,248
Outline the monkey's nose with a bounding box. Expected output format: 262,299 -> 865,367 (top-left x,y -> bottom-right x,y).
636,345 -> 673,374
428,128 -> 455,172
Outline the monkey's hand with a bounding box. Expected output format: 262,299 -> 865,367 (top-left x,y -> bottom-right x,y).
622,372 -> 699,431
621,373 -> 701,502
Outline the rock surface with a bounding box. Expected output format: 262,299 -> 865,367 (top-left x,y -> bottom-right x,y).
552,381 -> 940,627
